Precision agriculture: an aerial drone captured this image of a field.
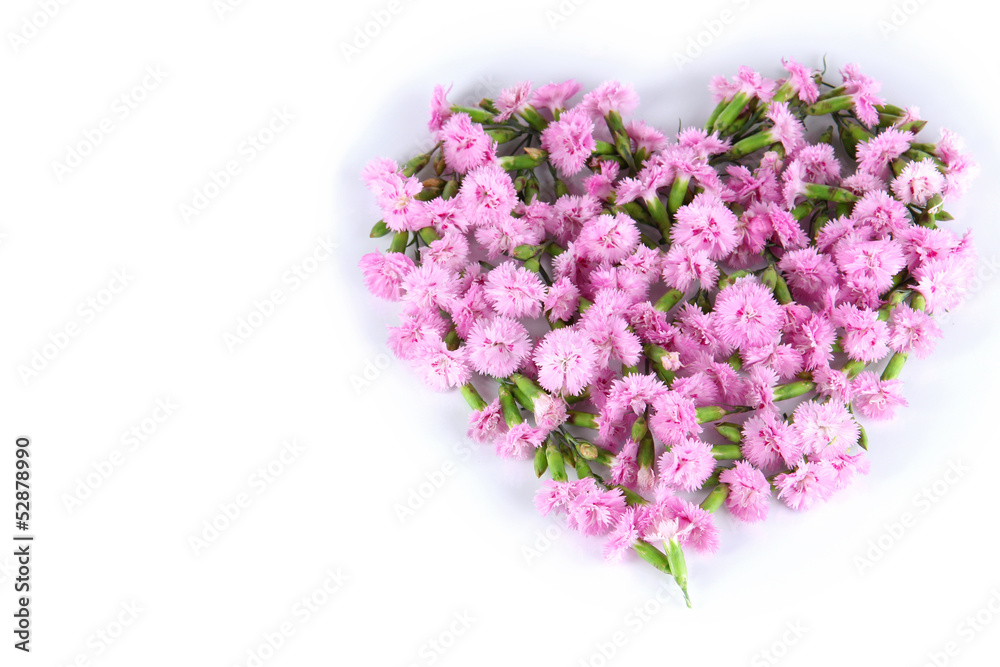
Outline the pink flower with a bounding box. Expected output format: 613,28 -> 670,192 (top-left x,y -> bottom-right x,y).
577,213 -> 640,264
458,163 -> 517,227
468,397 -> 506,444
604,373 -> 669,422
661,245 -> 719,292
812,365 -> 854,404
792,399 -> 859,458
719,461 -> 771,523
825,451 -> 870,490
496,423 -> 546,460
851,371 -> 907,421
533,393 -> 569,431
362,156 -> 399,193
714,277 -> 784,350
891,158 -> 945,206
626,119 -> 668,155
856,128 -> 913,179
540,107 -> 597,177
775,461 -> 836,510
400,262 -> 460,313
440,112 -> 495,174
766,102 -> 806,154
412,338 -> 471,391
643,496 -> 719,554
359,251 -> 414,301
778,248 -> 838,305
466,316 -> 532,378
387,311 -> 448,360
580,80 -> 640,119
677,127 -> 731,157
376,173 -> 426,232
841,63 -> 885,128
419,231 -> 470,272
582,313 -> 642,367
530,79 -> 582,114
604,506 -> 641,562
835,303 -> 890,363
888,303 -> 941,359
533,327 -> 600,396
780,57 -> 819,104
649,391 -> 701,444
835,238 -> 905,294
428,83 -> 453,133
584,159 -> 620,201
609,439 -> 640,489
851,190 -> 909,237
671,193 -> 740,261
741,409 -> 803,470
657,437 -> 715,492
567,483 -> 628,536
493,80 -> 532,121
542,276 -> 581,323
484,262 -> 547,318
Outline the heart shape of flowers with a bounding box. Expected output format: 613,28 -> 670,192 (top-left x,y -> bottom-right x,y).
358,59 -> 978,605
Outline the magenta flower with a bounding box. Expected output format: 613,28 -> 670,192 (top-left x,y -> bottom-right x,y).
533,327 -> 599,396
541,107 -> 597,177
720,461 -> 771,523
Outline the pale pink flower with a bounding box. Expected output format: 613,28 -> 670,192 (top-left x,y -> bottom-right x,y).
741,409 -> 803,470
582,313 -> 642,367
671,193 -> 740,261
766,102 -> 806,154
542,276 -> 581,323
657,437 -> 715,492
533,393 -> 569,431
852,371 -> 908,421
780,57 -> 819,104
626,119 -> 668,155
841,63 -> 885,128
604,506 -> 641,562
913,254 -> 975,315
567,482 -> 628,537
835,303 -> 890,364
376,173 -> 426,232
577,212 -> 640,264
359,251 -> 414,301
851,190 -> 909,237
661,245 -> 719,292
412,338 -> 471,391
468,397 -> 506,444
856,128 -> 913,179
580,80 -> 640,119
583,159 -> 620,201
775,461 -> 836,510
720,461 -> 771,523
466,316 -> 532,378
533,327 -> 600,396
779,248 -> 839,305
812,365 -> 854,404
387,311 -> 448,360
835,238 -> 905,295
642,496 -> 719,554
891,158 -> 945,205
540,107 -> 596,177
400,262 -> 460,313
494,80 -> 533,121
888,303 -> 941,359
440,112 -> 496,174
428,83 -> 453,133
530,79 -> 582,114
792,399 -> 859,458
604,373 -> 669,422
649,391 -> 701,444
458,163 -> 517,227
609,439 -> 640,489
714,277 -> 784,350
496,423 -> 546,460
419,231 -> 470,272
484,262 -> 547,318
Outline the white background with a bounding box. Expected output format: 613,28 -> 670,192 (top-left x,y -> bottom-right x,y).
2,0 -> 999,665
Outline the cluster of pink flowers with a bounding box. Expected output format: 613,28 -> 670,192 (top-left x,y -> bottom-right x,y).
359,59 -> 978,604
